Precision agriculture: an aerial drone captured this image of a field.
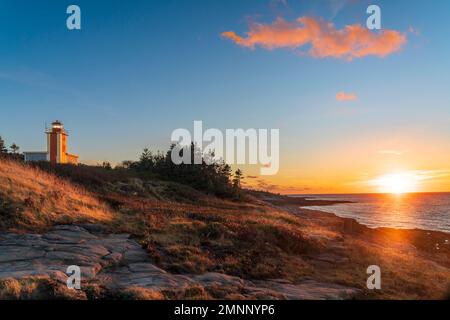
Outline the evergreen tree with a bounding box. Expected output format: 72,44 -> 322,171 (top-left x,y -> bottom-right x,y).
9,143 -> 19,154
233,169 -> 243,189
139,148 -> 154,171
0,136 -> 7,153
102,161 -> 112,170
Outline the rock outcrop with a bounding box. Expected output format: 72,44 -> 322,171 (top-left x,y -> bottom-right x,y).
0,225 -> 359,300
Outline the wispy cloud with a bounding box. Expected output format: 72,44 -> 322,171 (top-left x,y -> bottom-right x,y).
348,169 -> 450,189
365,169 -> 450,186
408,26 -> 421,36
336,91 -> 357,101
329,0 -> 353,18
242,176 -> 312,194
414,169 -> 450,181
378,149 -> 407,156
270,0 -> 289,9
222,16 -> 407,60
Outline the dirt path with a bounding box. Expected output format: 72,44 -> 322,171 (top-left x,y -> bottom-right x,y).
0,225 -> 359,300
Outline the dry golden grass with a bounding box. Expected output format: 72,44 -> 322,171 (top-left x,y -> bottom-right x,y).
104,193 -> 321,281
1,159 -> 449,299
105,191 -> 450,299
293,209 -> 450,299
0,158 -> 114,231
117,287 -> 166,300
0,277 -> 85,300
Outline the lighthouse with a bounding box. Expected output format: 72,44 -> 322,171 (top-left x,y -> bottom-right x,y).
24,120 -> 78,165
46,121 -> 78,165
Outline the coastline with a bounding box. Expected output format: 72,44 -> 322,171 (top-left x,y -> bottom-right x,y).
263,193 -> 450,234
1,157 -> 449,300
263,193 -> 450,246
255,192 -> 450,299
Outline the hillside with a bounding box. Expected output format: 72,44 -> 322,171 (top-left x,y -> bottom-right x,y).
0,158 -> 449,300
0,158 -> 114,231
0,158 -> 344,299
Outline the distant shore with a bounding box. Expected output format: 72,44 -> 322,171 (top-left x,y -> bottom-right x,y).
257,193 -> 353,207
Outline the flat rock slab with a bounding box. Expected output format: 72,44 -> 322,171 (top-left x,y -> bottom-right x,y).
0,225 -> 359,300
0,225 -> 143,281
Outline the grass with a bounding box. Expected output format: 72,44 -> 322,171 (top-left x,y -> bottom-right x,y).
1,158 -> 449,299
0,277 -> 85,300
291,209 -> 450,299
105,193 -> 321,281
0,278 -> 206,300
0,158 -> 114,231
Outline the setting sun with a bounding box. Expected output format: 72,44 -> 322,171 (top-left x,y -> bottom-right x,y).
372,173 -> 419,194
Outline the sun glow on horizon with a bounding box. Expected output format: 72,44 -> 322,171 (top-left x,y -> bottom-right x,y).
371,172 -> 419,194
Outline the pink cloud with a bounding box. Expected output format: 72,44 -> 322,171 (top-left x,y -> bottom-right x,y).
408,26 -> 421,36
336,91 -> 357,101
222,16 -> 407,60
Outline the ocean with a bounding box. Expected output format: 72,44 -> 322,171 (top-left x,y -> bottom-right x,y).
296,193 -> 450,233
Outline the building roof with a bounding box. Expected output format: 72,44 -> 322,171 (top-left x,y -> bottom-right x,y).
23,151 -> 48,154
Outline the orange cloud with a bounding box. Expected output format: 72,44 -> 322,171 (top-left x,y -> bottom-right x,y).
222,17 -> 407,59
336,91 -> 357,101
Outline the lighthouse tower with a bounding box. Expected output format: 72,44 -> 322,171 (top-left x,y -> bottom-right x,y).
46,121 -> 78,165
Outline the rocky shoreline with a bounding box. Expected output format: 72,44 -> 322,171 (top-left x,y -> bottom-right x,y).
0,224 -> 359,300
1,191 -> 449,300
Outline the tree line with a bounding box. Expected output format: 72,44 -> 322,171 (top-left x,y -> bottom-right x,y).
121,143 -> 245,199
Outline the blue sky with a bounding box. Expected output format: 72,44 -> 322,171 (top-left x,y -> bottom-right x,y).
1,0 -> 449,192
